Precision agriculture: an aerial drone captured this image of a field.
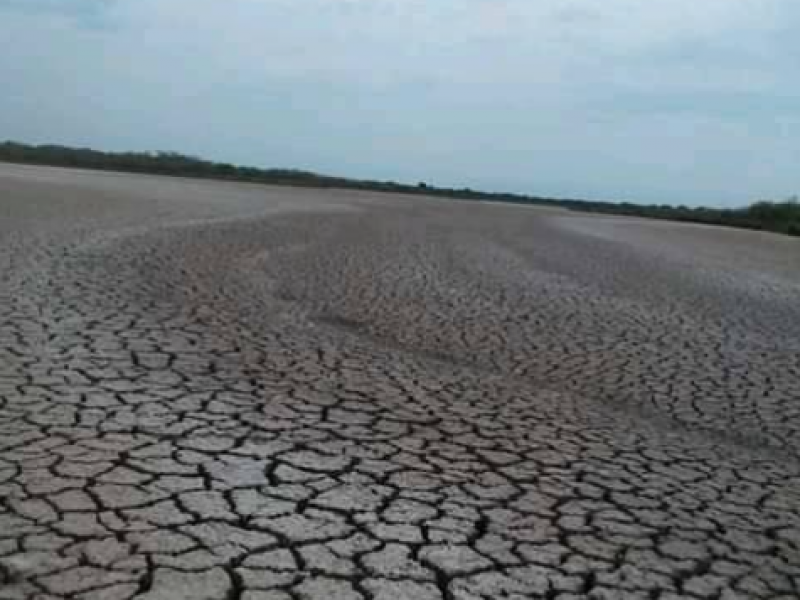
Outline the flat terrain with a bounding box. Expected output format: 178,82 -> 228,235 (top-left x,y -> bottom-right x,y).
1,163 -> 799,600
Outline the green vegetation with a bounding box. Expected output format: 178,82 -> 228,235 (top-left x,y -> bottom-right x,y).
1,140 -> 798,236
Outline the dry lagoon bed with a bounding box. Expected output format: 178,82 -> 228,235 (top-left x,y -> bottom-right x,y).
1,163 -> 800,599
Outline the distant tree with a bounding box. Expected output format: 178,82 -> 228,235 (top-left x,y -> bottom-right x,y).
1,140 -> 798,237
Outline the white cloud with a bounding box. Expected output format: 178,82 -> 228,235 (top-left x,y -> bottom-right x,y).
1,0 -> 798,204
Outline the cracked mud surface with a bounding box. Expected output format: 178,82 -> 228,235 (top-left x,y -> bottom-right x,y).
2,163 -> 800,600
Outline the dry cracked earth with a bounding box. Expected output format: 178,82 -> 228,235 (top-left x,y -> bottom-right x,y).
1,163 -> 800,600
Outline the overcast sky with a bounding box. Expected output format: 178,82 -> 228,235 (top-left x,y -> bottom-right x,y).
1,0 -> 798,206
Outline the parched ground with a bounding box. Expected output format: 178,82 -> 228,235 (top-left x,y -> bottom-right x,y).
1,163 -> 799,600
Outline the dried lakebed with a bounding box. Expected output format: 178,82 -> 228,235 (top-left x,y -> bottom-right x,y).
1,163 -> 799,600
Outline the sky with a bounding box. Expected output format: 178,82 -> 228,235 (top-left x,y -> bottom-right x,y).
0,0 -> 798,206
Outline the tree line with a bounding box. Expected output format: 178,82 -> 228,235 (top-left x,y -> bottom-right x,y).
1,140 -> 797,237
